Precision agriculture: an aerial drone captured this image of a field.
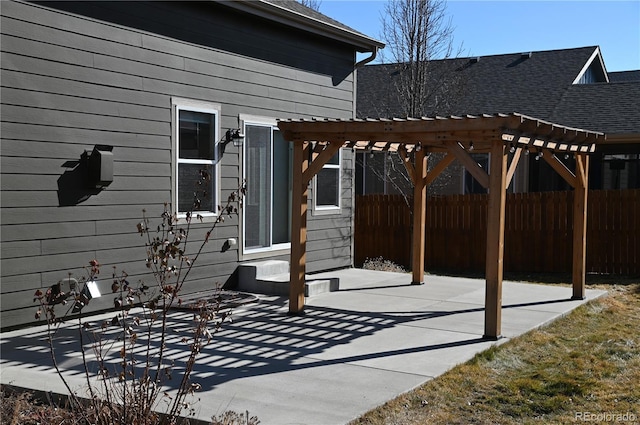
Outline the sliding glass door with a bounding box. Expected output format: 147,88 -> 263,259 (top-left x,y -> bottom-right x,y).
243,122 -> 292,253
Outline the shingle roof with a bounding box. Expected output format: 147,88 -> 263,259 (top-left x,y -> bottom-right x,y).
357,46 -> 601,122
550,81 -> 640,135
608,70 -> 640,82
263,0 -> 371,38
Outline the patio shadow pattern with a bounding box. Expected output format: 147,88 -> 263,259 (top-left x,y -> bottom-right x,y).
0,269 -> 606,425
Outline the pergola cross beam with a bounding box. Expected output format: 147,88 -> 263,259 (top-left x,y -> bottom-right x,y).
506,146 -> 523,187
542,149 -> 578,188
446,140 -> 490,189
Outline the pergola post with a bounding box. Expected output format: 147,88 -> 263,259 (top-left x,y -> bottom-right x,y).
411,146 -> 427,285
289,141 -> 309,314
572,154 -> 590,300
484,141 -> 508,340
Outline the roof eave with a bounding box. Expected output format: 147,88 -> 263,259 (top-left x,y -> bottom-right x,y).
600,133 -> 640,144
213,0 -> 385,52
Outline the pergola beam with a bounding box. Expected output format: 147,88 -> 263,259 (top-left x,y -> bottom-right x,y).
426,152 -> 455,186
302,141 -> 343,184
506,146 -> 523,187
446,140 -> 490,189
400,150 -> 455,187
398,145 -> 415,183
542,149 -> 578,188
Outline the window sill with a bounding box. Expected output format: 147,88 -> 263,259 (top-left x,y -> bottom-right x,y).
240,246 -> 291,262
175,212 -> 219,225
312,207 -> 341,216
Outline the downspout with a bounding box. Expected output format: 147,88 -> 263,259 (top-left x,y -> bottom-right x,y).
352,46 -> 378,115
350,47 -> 378,267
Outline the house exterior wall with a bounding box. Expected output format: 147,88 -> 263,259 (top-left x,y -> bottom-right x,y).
1,0 -> 357,329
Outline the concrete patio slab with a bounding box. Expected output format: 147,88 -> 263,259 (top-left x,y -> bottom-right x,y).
0,269 -> 606,425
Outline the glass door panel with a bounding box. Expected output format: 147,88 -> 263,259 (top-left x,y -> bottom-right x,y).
245,125 -> 272,250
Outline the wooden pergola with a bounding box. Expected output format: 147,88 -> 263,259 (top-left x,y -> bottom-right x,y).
277,113 -> 604,339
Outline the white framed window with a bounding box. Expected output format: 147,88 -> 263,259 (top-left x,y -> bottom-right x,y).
313,149 -> 342,214
172,98 -> 221,218
241,115 -> 292,255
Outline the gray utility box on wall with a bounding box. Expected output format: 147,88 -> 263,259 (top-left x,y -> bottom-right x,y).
84,145 -> 114,189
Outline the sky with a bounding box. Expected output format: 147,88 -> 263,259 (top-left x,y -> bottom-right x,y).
318,0 -> 640,72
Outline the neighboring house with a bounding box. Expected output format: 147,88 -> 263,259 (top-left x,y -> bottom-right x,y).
549,77 -> 640,191
0,0 -> 383,329
356,46 -> 640,195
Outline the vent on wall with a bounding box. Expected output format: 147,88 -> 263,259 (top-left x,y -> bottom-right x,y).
82,145 -> 114,189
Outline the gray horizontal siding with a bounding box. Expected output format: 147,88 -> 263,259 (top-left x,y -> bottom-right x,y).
1,102 -> 168,136
1,122 -> 168,150
1,87 -> 168,123
1,139 -> 169,166
0,175 -> 171,192
305,149 -> 354,274
0,204 -> 164,225
1,12 -> 354,109
1,0 -> 357,329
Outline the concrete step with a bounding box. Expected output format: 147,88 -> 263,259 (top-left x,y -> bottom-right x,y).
304,277 -> 340,297
237,260 -> 339,297
240,260 -> 290,280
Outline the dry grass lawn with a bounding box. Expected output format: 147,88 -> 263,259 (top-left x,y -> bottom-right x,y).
350,278 -> 640,425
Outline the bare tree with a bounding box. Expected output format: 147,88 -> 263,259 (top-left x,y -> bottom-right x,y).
380,0 -> 463,117
356,0 -> 466,199
298,0 -> 322,12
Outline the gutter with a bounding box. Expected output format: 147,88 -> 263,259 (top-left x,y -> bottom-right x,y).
355,47 -> 379,68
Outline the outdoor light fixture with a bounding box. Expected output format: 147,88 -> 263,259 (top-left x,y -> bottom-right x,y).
225,129 -> 245,147
565,153 -> 571,160
468,141 -> 474,151
71,279 -> 102,313
83,280 -> 102,300
509,143 -> 516,154
524,146 -> 530,156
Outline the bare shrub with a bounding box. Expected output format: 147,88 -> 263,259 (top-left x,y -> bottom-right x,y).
30,172 -> 254,424
362,257 -> 407,273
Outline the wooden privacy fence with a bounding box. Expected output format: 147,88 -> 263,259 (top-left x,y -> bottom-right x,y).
354,189 -> 639,275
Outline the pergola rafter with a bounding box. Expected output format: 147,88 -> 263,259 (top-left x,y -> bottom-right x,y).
278,112 -> 604,339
